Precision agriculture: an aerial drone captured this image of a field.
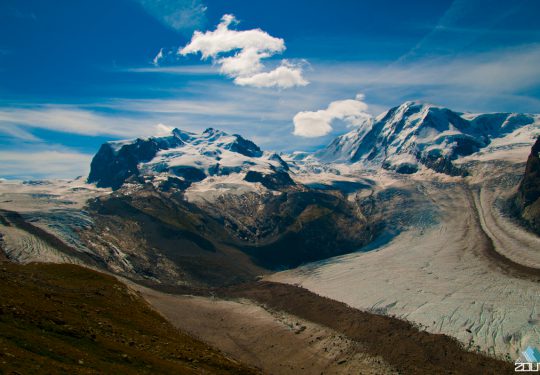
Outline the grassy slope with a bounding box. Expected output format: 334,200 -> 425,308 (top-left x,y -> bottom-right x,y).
0,261 -> 257,374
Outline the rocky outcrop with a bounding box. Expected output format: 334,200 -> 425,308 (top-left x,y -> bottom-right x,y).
82,187 -> 263,287
87,136 -> 183,190
80,183 -> 372,285
516,137 -> 540,234
244,170 -> 295,190
193,189 -> 372,269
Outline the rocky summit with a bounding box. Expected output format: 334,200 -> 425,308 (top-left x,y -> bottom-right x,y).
88,127 -> 288,191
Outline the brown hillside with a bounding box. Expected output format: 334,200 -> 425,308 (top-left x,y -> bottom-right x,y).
0,261 -> 257,374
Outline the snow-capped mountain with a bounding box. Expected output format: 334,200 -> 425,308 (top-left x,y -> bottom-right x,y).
316,101 -> 540,175
88,128 -> 292,190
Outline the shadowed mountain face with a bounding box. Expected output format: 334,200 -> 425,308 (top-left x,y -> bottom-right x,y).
196,189 -> 372,269
88,136 -> 184,190
516,137 -> 540,234
81,187 -> 263,288
79,184 -> 372,286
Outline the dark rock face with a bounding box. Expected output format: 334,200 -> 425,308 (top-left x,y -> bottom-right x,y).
228,135 -> 263,157
81,184 -> 372,286
169,166 -> 207,182
159,177 -> 191,192
244,170 -> 295,190
267,153 -> 290,171
195,189 -> 372,270
394,163 -> 418,175
516,137 -> 540,234
87,137 -> 183,190
416,153 -> 468,177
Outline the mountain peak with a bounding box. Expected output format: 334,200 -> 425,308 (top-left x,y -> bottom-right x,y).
203,127 -> 220,134
399,100 -> 439,108
316,101 -> 538,175
171,128 -> 195,141
88,127 -> 286,190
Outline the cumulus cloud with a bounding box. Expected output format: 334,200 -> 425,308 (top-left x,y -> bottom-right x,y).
235,62 -> 308,88
293,94 -> 372,137
179,14 -> 308,88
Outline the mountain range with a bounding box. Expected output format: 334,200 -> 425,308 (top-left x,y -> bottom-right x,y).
88,101 -> 540,193
1,100 -> 539,365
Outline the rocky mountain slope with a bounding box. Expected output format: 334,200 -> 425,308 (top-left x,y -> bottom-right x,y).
78,181 -> 371,284
73,127 -> 374,286
5,101 -> 539,289
515,136 -> 540,234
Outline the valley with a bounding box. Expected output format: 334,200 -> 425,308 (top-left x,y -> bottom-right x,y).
1,101 -> 539,373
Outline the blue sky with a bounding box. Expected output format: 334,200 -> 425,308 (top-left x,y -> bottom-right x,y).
1,0 -> 539,178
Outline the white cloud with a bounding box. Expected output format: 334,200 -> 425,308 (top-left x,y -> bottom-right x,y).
134,0 -> 207,34
180,14 -> 284,58
0,149 -> 92,179
0,92 -> 306,144
293,94 -> 372,137
0,125 -> 40,141
154,123 -> 174,136
153,48 -> 164,66
179,14 -> 308,88
312,45 -> 540,94
219,48 -> 268,77
0,105 -> 197,143
0,106 -> 151,138
235,62 -> 309,89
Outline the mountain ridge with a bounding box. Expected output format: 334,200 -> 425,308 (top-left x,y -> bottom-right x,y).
87,101 -> 540,192
88,127 -> 289,191
315,101 -> 539,175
